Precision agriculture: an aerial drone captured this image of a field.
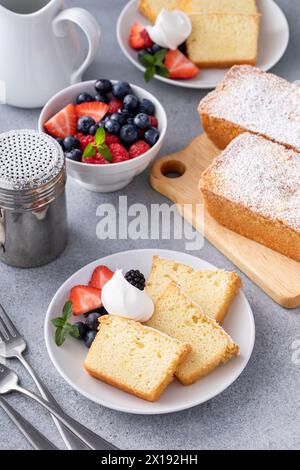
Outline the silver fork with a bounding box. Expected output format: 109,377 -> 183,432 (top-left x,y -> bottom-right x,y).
0,303 -> 116,450
0,396 -> 58,450
0,364 -> 118,450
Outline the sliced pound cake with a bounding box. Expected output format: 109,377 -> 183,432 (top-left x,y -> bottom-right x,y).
181,0 -> 257,14
186,13 -> 260,68
146,256 -> 241,323
139,0 -> 181,23
84,315 -> 191,402
146,282 -> 239,385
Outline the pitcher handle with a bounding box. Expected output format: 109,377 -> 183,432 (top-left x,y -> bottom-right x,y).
53,7 -> 101,84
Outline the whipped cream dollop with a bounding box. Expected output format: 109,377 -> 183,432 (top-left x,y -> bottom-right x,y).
146,9 -> 192,51
102,269 -> 154,323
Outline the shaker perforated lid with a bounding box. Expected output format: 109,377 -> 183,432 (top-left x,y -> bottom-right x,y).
0,129 -> 64,191
0,130 -> 66,210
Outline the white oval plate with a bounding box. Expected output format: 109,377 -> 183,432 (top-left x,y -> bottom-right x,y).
117,0 -> 289,89
45,249 -> 255,415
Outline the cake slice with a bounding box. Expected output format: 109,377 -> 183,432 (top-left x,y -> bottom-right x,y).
146,256 -> 241,323
181,0 -> 257,14
84,315 -> 191,402
199,65 -> 300,151
139,0 -> 181,23
200,133 -> 300,263
186,13 -> 260,68
146,282 -> 239,385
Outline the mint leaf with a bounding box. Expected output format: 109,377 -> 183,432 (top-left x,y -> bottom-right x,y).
153,48 -> 168,64
141,54 -> 156,66
55,327 -> 67,347
156,66 -> 170,78
144,66 -> 156,82
83,143 -> 96,159
98,144 -> 113,162
69,324 -> 80,339
94,127 -> 105,146
52,318 -> 65,328
62,300 -> 73,321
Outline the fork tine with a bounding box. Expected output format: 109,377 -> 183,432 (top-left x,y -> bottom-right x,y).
0,304 -> 18,338
0,315 -> 10,341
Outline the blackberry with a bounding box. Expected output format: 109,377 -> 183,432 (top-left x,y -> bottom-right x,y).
125,270 -> 146,291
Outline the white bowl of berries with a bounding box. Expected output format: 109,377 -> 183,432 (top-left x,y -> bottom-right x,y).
38,79 -> 167,192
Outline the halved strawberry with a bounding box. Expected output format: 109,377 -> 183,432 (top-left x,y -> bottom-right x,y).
70,285 -> 102,316
164,49 -> 199,79
129,22 -> 153,50
89,265 -> 114,290
44,104 -> 77,139
76,101 -> 109,122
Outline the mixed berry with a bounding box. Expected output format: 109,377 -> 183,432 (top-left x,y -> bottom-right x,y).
44,79 -> 160,165
52,264 -> 147,348
129,22 -> 199,82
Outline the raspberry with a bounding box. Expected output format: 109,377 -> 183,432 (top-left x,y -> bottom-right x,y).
140,29 -> 153,48
76,133 -> 94,151
149,116 -> 158,127
105,134 -> 120,145
128,140 -> 150,159
94,151 -> 110,165
108,99 -> 123,114
109,143 -> 129,163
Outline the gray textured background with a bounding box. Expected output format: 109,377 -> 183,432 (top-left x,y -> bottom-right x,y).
0,0 -> 299,450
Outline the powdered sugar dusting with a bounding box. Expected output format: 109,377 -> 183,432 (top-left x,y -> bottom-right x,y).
207,133 -> 300,232
200,66 -> 300,151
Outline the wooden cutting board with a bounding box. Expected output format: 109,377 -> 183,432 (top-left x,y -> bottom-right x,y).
150,134 -> 300,309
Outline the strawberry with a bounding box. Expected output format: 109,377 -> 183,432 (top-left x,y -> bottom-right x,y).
164,49 -> 199,79
70,285 -> 102,316
128,140 -> 150,159
109,143 -> 129,163
129,22 -> 153,50
108,99 -> 123,114
44,104 -> 77,139
89,265 -> 114,290
76,101 -> 109,122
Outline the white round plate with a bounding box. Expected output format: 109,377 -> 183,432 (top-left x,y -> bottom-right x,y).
117,0 -> 289,89
45,249 -> 255,415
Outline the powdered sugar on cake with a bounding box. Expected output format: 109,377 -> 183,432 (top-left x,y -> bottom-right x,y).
206,133 -> 300,232
200,66 -> 300,151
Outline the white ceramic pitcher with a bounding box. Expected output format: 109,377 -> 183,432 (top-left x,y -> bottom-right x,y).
0,0 -> 101,108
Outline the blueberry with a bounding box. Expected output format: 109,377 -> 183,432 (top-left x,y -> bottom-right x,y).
133,113 -> 151,130
123,94 -> 139,112
144,127 -> 160,147
118,108 -> 130,119
95,79 -> 112,95
127,117 -> 134,126
95,93 -> 108,103
74,322 -> 87,340
148,43 -> 162,54
138,49 -> 149,62
178,42 -> 187,54
84,330 -> 97,348
76,93 -> 93,105
138,98 -> 155,116
105,119 -> 121,135
55,138 -> 65,150
77,116 -> 95,134
85,312 -> 101,332
63,136 -> 80,151
65,149 -> 82,162
89,124 -> 99,135
110,112 -> 126,125
112,81 -> 132,100
120,124 -> 138,146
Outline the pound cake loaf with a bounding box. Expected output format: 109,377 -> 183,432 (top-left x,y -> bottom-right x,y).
146,282 -> 239,385
199,65 -> 300,150
200,133 -> 300,262
186,13 -> 260,68
84,315 -> 190,402
146,256 -> 241,323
